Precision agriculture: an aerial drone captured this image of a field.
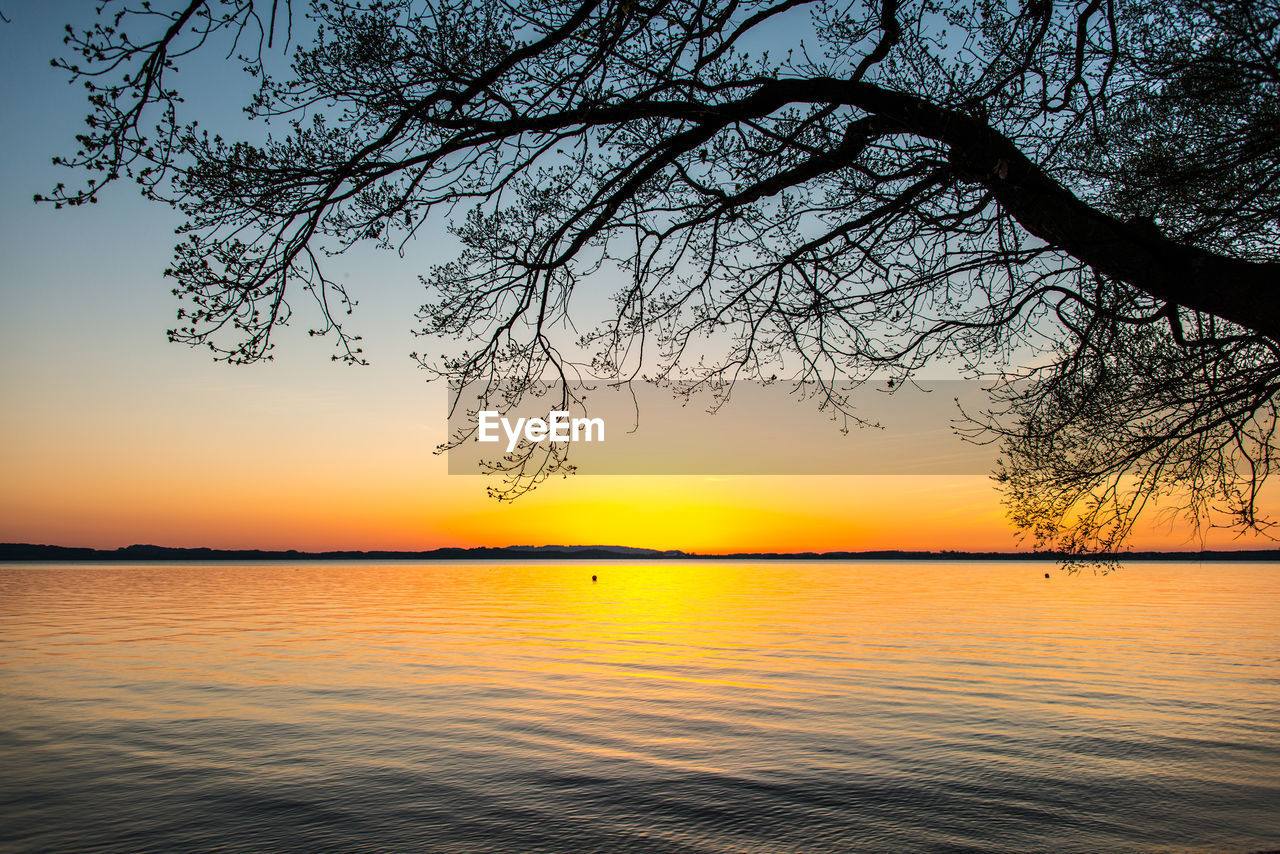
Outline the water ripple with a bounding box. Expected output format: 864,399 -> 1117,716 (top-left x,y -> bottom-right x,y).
2,560 -> 1278,852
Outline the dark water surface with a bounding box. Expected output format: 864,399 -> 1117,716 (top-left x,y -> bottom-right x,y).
2,560 -> 1278,852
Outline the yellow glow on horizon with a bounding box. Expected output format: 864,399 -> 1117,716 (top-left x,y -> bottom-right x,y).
3,374 -> 1277,553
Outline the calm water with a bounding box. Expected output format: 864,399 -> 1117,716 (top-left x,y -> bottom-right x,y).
2,561 -> 1278,853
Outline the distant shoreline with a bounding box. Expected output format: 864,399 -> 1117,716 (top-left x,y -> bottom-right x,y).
3,542 -> 1279,563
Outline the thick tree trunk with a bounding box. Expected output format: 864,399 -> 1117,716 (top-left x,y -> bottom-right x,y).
820,79 -> 1280,342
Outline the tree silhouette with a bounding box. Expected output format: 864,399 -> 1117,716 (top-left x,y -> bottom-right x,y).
44,0 -> 1280,553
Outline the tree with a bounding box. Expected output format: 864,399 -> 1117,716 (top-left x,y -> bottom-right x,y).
44,0 -> 1280,553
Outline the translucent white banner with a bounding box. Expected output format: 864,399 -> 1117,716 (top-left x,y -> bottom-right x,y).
445,380 -> 1004,475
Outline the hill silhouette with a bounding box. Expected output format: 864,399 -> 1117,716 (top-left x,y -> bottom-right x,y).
3,543 -> 1279,562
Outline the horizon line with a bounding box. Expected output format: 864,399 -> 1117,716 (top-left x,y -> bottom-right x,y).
4,542 -> 1280,563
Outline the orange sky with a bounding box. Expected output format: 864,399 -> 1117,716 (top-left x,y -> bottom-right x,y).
1,360 -> 1011,551
2,198 -> 1276,554
3,358 -> 1274,553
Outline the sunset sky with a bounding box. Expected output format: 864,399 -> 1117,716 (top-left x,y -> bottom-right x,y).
1,2 -> 1275,554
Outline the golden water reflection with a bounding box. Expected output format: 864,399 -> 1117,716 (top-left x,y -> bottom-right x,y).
2,560 -> 1278,852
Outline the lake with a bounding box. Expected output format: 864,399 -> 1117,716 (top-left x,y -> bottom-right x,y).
2,560 -> 1278,852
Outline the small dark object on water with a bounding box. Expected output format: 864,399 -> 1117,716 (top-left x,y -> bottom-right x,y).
1045,573 -> 1050,579
592,575 -> 597,582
